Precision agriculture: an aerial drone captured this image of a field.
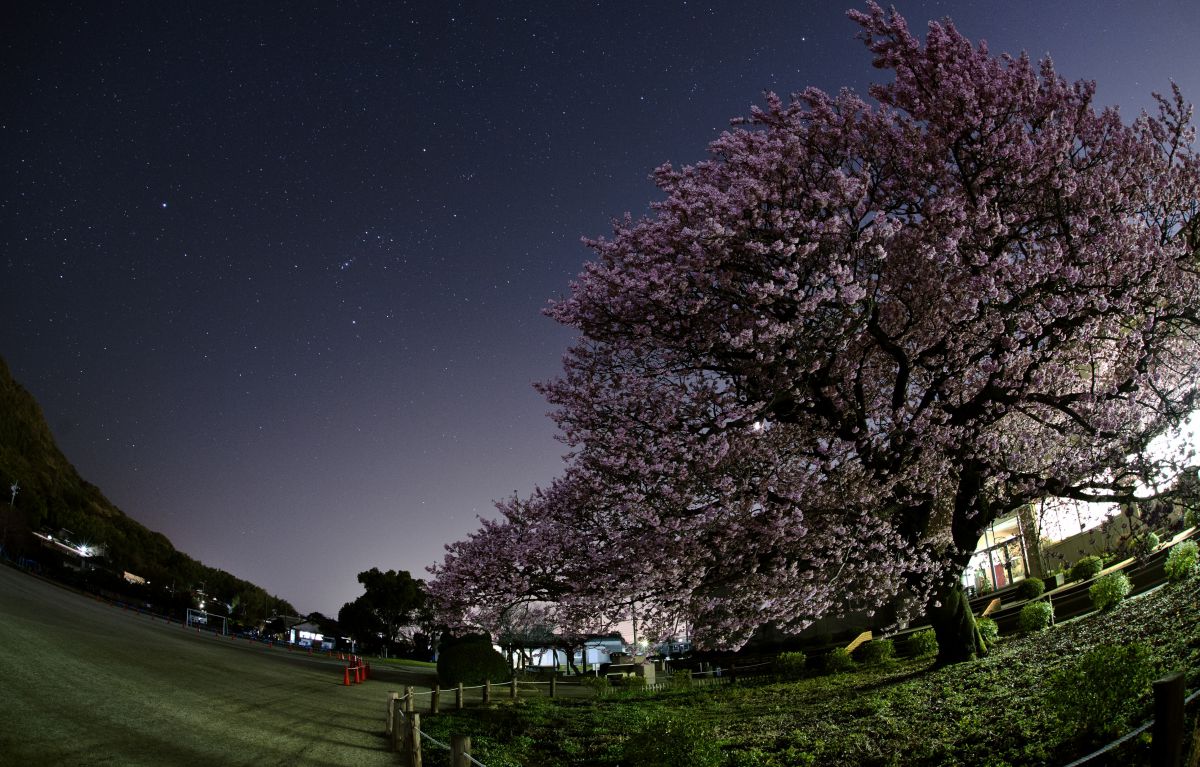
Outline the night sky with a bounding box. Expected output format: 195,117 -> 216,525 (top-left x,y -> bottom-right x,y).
4,1 -> 1199,617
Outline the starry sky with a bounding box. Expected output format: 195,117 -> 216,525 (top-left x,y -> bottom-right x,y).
3,1 -> 1199,617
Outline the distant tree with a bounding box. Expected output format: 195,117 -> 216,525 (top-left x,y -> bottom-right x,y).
434,3 -> 1200,664
339,568 -> 430,655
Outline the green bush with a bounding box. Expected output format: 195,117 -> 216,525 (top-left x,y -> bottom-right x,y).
901,629 -> 938,659
854,638 -> 895,666
1184,508 -> 1199,529
1137,531 -> 1160,555
623,713 -> 722,767
1015,577 -> 1045,601
1069,555 -> 1104,582
1164,540 -> 1199,581
822,647 -> 855,673
667,671 -> 693,688
1047,643 -> 1156,738
773,651 -> 807,679
1018,600 -> 1054,632
1089,571 -> 1131,611
578,674 -> 610,692
977,616 -> 999,645
436,638 -> 511,686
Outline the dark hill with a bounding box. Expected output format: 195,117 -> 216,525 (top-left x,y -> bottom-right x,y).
0,355 -> 295,623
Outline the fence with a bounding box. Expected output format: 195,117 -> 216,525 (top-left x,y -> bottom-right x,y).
1061,672 -> 1199,767
388,686 -> 490,767
382,660 -> 779,765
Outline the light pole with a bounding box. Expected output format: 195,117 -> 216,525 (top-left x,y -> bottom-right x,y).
2,481 -> 16,553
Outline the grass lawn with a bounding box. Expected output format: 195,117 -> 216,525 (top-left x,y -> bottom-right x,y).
0,564 -> 435,766
419,574 -> 1200,767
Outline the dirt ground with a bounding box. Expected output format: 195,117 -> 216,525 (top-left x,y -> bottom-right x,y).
0,564 -> 436,766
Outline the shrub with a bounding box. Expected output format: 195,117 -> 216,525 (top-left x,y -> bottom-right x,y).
976,617 -> 999,645
436,638 -> 511,687
1014,577 -> 1045,601
1089,571 -> 1132,611
1184,508 -> 1199,529
773,651 -> 807,680
822,647 -> 855,673
1137,531 -> 1160,555
1018,600 -> 1054,632
901,629 -> 938,659
667,671 -> 693,688
1164,540 -> 1199,581
854,638 -> 895,666
1069,555 -> 1104,582
623,713 -> 722,767
1047,643 -> 1156,738
578,674 -> 610,693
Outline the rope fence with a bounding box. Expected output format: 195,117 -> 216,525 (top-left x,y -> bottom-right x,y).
1060,675 -> 1198,767
389,687 -> 491,767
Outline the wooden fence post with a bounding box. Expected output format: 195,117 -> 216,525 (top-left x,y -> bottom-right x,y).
550,676 -> 557,698
390,697 -> 403,752
386,691 -> 399,735
430,684 -> 440,714
456,682 -> 464,710
483,679 -> 491,704
403,686 -> 414,714
1153,672 -> 1186,767
408,712 -> 422,767
451,734 -> 472,767
510,677 -> 518,700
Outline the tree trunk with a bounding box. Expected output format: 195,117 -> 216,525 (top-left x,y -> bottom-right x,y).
927,468 -> 996,665
927,577 -> 987,665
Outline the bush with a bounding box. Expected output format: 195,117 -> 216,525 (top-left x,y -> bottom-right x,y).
436,638 -> 511,686
578,674 -> 610,693
623,713 -> 722,767
1164,540 -> 1199,581
854,638 -> 895,666
1014,577 -> 1045,601
977,617 -> 999,645
1069,555 -> 1104,582
773,651 -> 807,680
1018,600 -> 1054,632
1047,643 -> 1157,738
822,647 -> 855,673
1184,508 -> 1199,529
901,629 -> 938,659
1089,571 -> 1132,611
1137,531 -> 1160,555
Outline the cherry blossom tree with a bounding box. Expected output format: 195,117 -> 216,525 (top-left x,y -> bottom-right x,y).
432,3 -> 1200,664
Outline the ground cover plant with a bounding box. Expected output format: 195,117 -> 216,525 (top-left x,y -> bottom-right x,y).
418,574 -> 1199,767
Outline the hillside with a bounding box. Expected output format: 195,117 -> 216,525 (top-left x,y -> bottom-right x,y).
0,354 -> 294,623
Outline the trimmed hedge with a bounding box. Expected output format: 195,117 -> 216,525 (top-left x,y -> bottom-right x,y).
1014,577 -> 1044,601
823,647 -> 854,673
901,629 -> 938,659
1069,555 -> 1104,582
1018,600 -> 1054,632
774,651 -> 807,680
436,637 -> 511,686
854,638 -> 895,666
1090,572 -> 1131,611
